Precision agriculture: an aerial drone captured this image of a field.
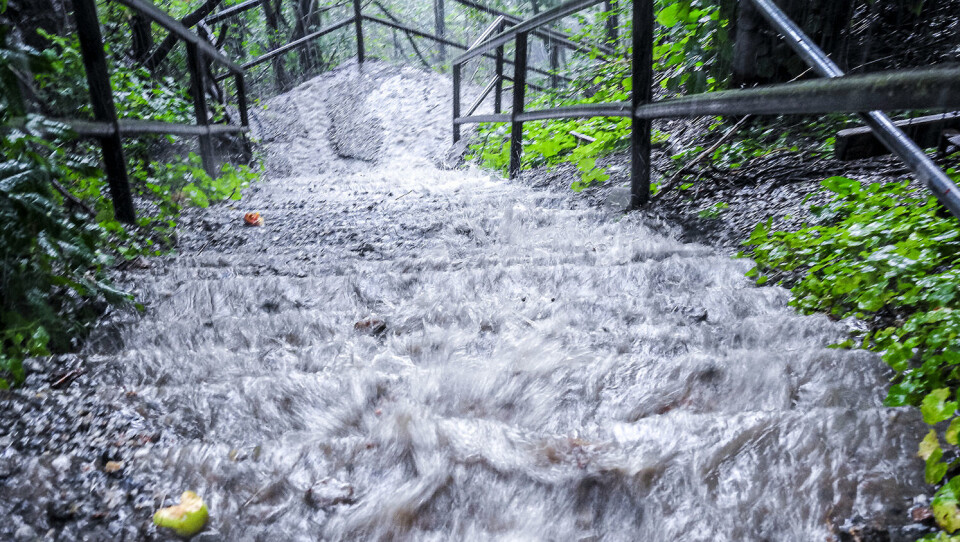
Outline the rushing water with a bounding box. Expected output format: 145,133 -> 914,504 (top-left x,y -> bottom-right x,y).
86,62 -> 924,540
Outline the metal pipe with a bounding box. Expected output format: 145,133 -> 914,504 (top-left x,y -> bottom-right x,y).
466,76 -> 501,116
515,102 -> 630,122
455,0 -> 603,65
469,15 -> 506,50
186,44 -> 217,178
453,63 -> 462,143
454,113 -> 511,124
634,66 -> 960,118
749,0 -> 960,218
630,0 -> 653,208
494,24 -> 504,114
508,31 -> 529,178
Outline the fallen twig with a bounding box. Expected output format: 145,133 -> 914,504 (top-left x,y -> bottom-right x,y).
50,179 -> 98,219
655,114 -> 752,201
51,368 -> 86,390
569,130 -> 596,144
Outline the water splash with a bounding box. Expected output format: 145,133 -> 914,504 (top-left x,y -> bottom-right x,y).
88,62 -> 924,540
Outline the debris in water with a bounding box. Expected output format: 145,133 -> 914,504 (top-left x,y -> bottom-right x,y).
103,461 -> 123,474
153,491 -> 208,537
354,318 -> 387,336
305,478 -> 355,508
243,212 -> 264,226
911,505 -> 934,523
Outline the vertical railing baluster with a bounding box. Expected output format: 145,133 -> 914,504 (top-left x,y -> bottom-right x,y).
452,62 -> 462,143
353,0 -> 365,63
494,51 -> 504,113
235,71 -> 253,164
508,31 -> 528,179
186,43 -> 217,178
73,0 -> 136,223
549,37 -> 560,88
629,0 -> 653,208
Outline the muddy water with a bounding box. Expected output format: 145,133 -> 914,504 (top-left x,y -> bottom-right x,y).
89,62 -> 922,540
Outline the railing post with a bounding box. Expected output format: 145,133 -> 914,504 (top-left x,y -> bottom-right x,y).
72,0 -> 136,224
452,62 -> 461,143
353,0 -> 365,63
494,61 -> 504,113
604,0 -> 619,47
235,71 -> 253,164
494,21 -> 505,114
508,31 -> 529,179
629,0 -> 653,208
549,37 -> 560,89
186,43 -> 217,178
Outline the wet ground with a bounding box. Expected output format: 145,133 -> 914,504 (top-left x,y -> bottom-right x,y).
0,62 -> 934,541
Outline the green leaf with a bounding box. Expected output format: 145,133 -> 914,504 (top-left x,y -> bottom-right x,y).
935,477 -> 960,533
657,3 -> 681,27
922,388 -> 958,425
820,176 -> 862,197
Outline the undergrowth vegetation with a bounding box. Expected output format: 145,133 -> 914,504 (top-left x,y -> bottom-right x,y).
742,170 -> 960,537
464,1 -> 960,537
466,0 -> 729,190
0,5 -> 259,388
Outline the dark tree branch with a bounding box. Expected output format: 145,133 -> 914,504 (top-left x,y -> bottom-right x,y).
142,0 -> 225,72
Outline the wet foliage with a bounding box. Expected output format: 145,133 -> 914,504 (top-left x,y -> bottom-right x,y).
742,170 -> 960,537
0,3 -> 259,386
0,23 -> 123,388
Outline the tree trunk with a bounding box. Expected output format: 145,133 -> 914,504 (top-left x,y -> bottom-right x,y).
142,0 -> 225,72
130,13 -> 153,63
3,0 -> 68,51
261,0 -> 290,92
293,0 -> 321,75
434,0 -> 445,63
732,0 -> 855,86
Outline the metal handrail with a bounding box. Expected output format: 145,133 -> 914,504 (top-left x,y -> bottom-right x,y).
470,16 -> 507,50
114,0 -> 243,74
451,0 -> 960,219
223,16 -> 357,77
67,0 -> 593,223
748,0 -> 960,218
455,0 -> 603,64
636,66 -> 960,118
69,0 -> 252,223
450,0 -> 616,57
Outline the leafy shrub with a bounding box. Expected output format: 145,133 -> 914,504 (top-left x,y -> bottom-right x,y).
742,173 -> 960,535
0,23 -> 126,387
0,11 -> 260,386
467,0 -> 728,190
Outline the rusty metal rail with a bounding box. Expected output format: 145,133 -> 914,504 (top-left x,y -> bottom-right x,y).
452,0 -> 960,216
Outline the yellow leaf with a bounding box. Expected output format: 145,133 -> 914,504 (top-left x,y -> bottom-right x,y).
935,501 -> 960,533
920,429 -> 941,461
